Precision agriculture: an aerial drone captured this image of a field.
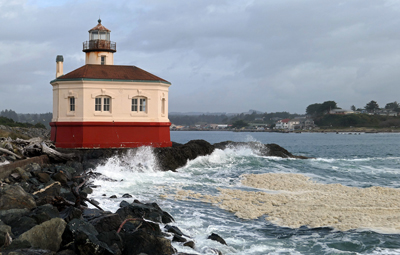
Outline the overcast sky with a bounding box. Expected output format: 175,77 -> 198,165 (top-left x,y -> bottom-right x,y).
1,0 -> 400,114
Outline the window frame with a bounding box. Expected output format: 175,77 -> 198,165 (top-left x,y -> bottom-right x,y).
131,97 -> 147,114
95,96 -> 111,113
69,97 -> 75,112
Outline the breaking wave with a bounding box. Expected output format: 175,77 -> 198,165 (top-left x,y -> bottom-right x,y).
88,132 -> 400,254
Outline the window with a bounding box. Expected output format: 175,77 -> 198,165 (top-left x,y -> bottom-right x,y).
161,98 -> 165,115
103,97 -> 110,111
132,98 -> 138,111
99,31 -> 106,40
131,97 -> 147,113
95,98 -> 102,111
95,96 -> 111,112
69,97 -> 75,112
140,98 -> 146,112
101,56 -> 105,65
91,31 -> 98,40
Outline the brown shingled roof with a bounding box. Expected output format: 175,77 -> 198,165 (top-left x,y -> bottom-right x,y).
56,65 -> 169,83
89,20 -> 111,32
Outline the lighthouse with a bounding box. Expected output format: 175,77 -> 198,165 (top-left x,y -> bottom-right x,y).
50,20 -> 172,148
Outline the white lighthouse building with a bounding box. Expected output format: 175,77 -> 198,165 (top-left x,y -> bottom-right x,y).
50,20 -> 172,148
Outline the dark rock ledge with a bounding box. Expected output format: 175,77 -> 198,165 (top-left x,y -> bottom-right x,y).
0,139 -> 307,254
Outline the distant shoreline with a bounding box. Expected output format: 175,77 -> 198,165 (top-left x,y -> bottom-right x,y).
171,128 -> 400,133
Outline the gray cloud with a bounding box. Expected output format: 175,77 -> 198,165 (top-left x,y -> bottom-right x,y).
1,0 -> 400,114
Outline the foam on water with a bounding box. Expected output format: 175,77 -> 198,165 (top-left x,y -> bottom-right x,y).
172,173 -> 400,233
88,139 -> 400,254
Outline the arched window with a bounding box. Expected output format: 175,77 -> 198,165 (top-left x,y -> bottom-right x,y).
132,97 -> 147,113
95,96 -> 111,112
161,98 -> 166,115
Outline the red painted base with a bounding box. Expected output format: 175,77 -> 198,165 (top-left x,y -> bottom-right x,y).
50,122 -> 172,148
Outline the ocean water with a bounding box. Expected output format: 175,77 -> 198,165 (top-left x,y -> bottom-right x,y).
89,131 -> 400,255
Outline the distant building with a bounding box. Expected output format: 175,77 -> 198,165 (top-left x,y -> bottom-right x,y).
274,119 -> 290,130
329,109 -> 354,115
50,20 -> 172,148
288,119 -> 300,130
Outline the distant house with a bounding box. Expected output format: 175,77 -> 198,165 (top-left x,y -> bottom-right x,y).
375,110 -> 398,116
274,119 -> 290,130
254,117 -> 264,121
288,119 -> 300,130
329,109 -> 354,115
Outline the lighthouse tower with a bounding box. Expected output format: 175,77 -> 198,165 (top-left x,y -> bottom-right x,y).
83,19 -> 116,65
50,20 -> 172,148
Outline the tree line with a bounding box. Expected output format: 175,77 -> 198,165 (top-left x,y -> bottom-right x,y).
0,109 -> 51,129
305,100 -> 400,128
306,100 -> 400,117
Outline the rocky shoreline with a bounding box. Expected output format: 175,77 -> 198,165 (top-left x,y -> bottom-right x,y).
0,138 -> 307,254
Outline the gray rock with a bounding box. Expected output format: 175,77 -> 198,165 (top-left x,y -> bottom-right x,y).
183,241 -> 195,249
30,204 -> 60,224
36,172 -> 51,183
33,182 -> 61,201
207,233 -> 227,245
97,230 -> 123,252
10,216 -> 38,237
63,218 -> 114,255
52,171 -> 69,186
25,163 -> 42,173
1,239 -> 32,251
0,184 -> 36,210
154,140 -> 215,171
89,214 -> 122,233
122,229 -> 175,255
0,220 -> 13,247
0,208 -> 30,225
12,167 -> 32,181
29,177 -> 41,186
18,218 -> 67,252
60,206 -> 82,223
116,201 -> 174,224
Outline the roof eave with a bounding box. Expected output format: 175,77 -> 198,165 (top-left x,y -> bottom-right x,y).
50,78 -> 171,85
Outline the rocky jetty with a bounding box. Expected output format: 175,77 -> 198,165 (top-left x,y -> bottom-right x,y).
0,138 -> 308,254
156,140 -> 308,171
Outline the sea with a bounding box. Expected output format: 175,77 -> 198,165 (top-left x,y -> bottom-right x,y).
88,131 -> 400,255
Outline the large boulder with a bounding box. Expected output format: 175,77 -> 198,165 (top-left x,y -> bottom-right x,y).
33,182 -> 61,204
155,140 -> 215,171
89,213 -> 123,233
30,204 -> 60,224
0,184 -> 36,210
18,217 -> 67,252
213,141 -> 309,159
0,208 -> 37,237
116,201 -> 174,224
62,218 -> 114,255
121,229 -> 175,255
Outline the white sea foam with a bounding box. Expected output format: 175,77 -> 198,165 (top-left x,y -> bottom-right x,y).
172,173 -> 400,233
